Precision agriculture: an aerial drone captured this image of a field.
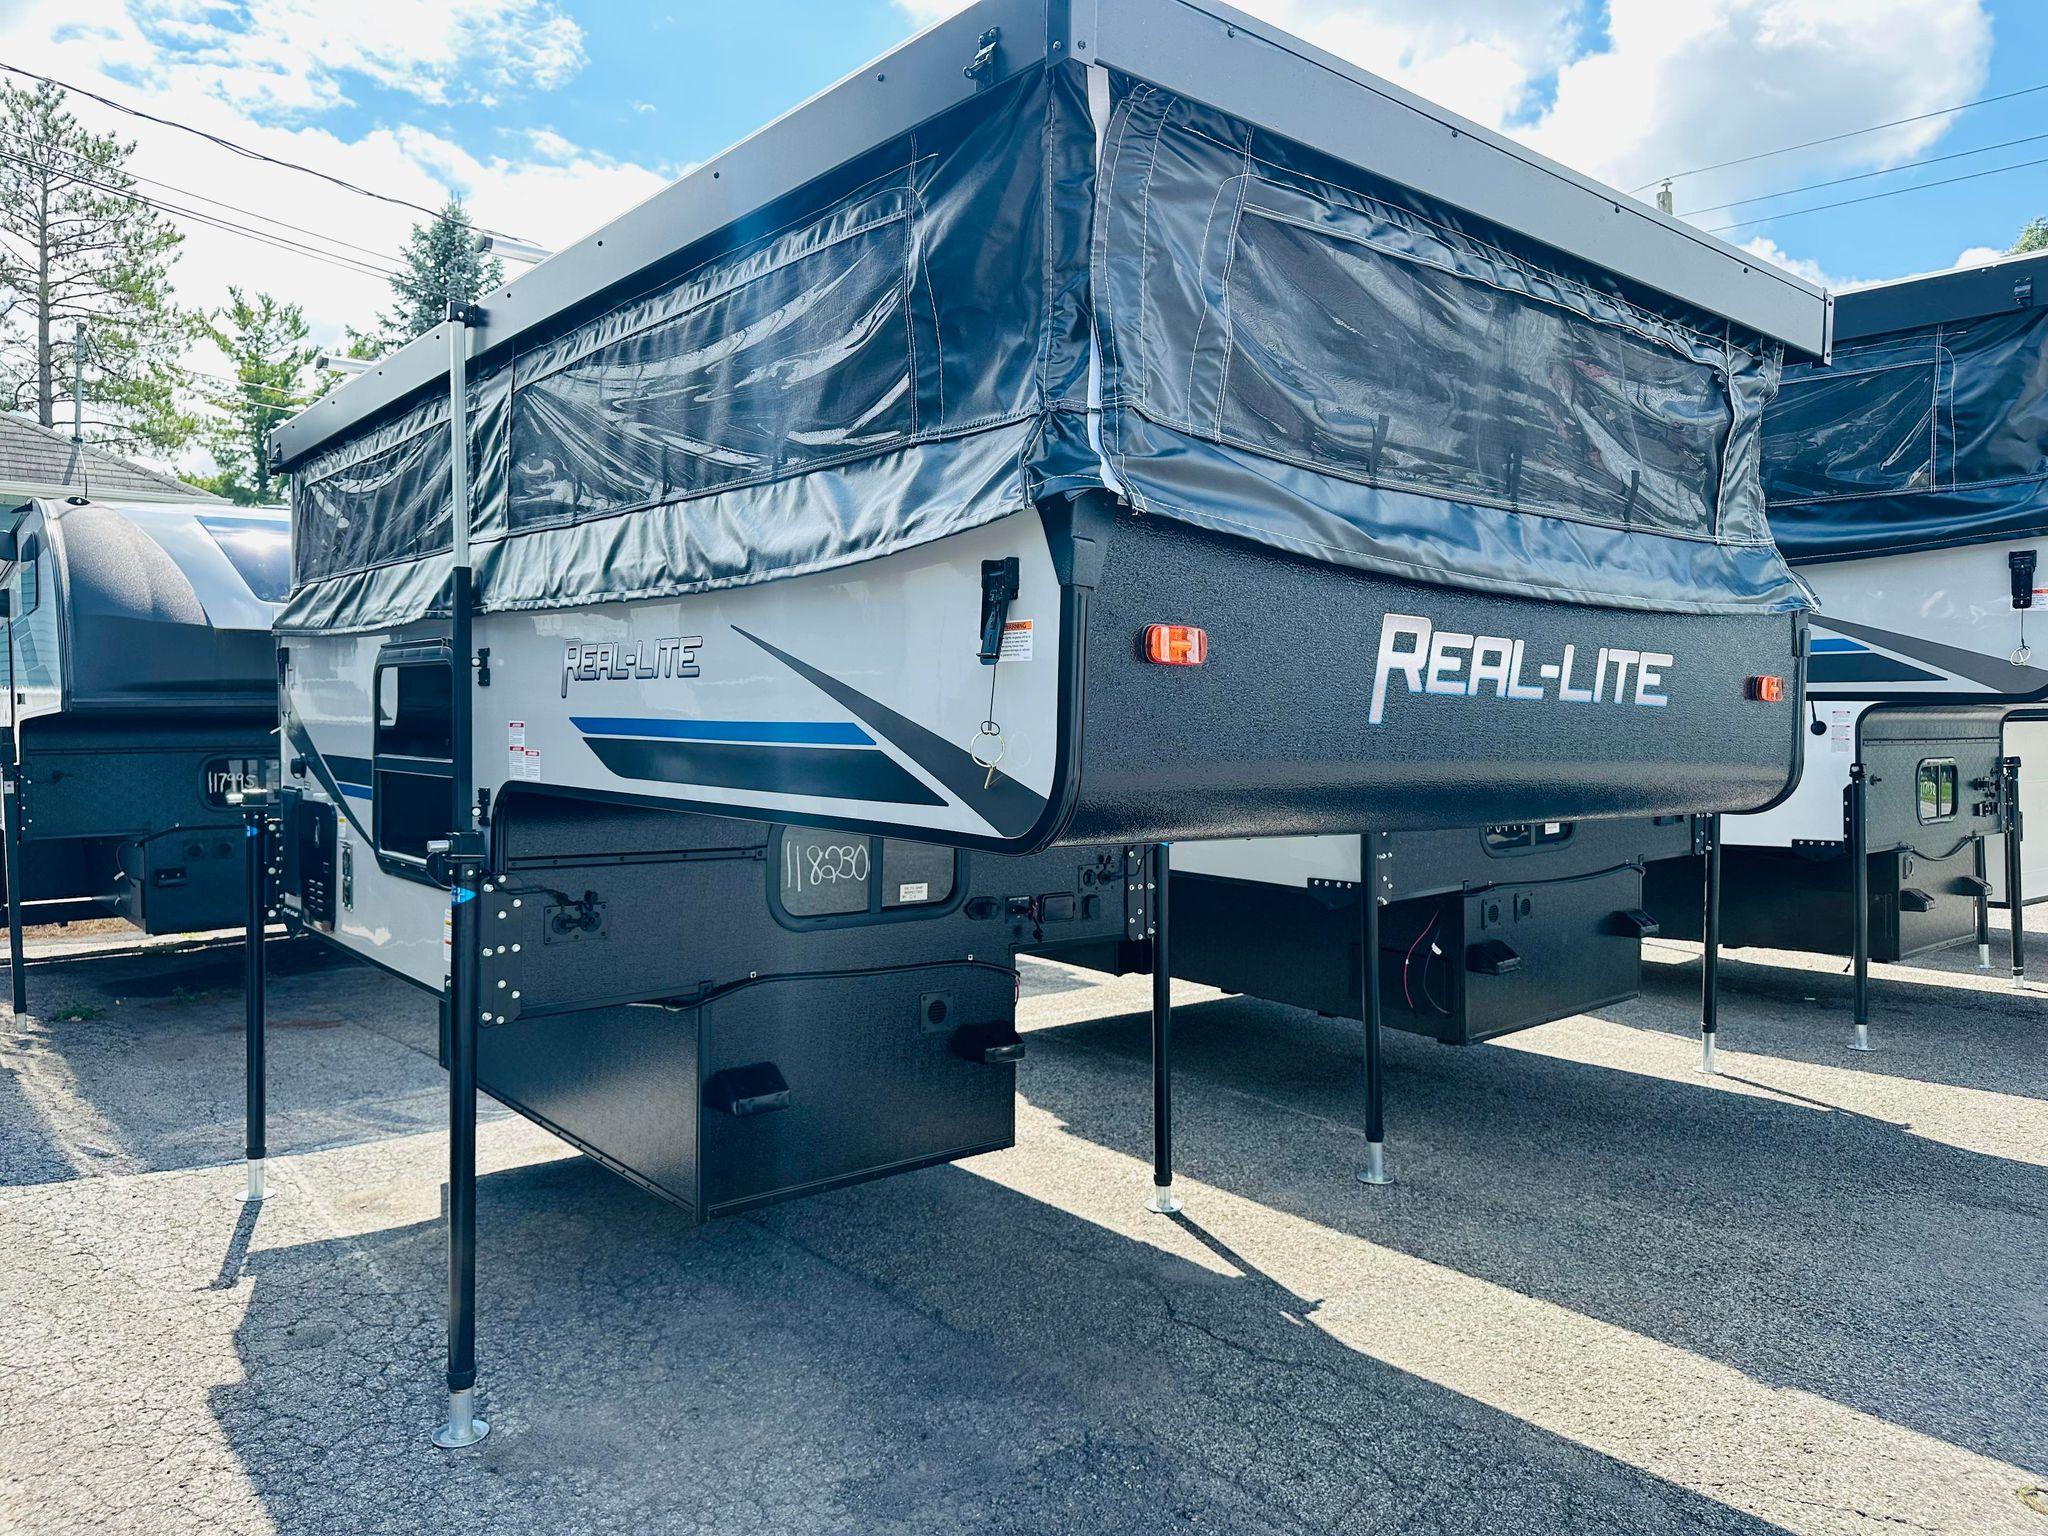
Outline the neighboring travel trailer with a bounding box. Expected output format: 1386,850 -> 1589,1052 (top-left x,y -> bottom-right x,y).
1641,250 -> 2048,1042
249,0 -> 1828,1444
0,495 -> 288,1008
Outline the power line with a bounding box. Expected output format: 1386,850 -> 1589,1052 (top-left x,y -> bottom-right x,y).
0,58 -> 528,242
0,124 -> 410,268
1705,153 -> 2048,234
1680,128 -> 2048,217
1634,79 -> 2048,192
0,143 -> 402,280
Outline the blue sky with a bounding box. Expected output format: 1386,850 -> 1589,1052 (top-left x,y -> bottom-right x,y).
4,0 -> 2043,379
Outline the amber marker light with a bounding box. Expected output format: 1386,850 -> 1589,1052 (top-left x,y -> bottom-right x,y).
1144,624 -> 1208,666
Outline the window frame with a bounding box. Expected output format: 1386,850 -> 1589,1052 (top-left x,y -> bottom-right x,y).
370,641 -> 456,870
767,825 -> 964,931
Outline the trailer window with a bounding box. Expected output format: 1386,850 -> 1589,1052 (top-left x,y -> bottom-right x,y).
12,535 -> 40,618
773,828 -> 957,925
373,657 -> 455,861
1916,759 -> 1959,823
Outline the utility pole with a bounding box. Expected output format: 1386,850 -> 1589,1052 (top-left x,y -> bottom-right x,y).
70,322 -> 85,443
1657,180 -> 1674,215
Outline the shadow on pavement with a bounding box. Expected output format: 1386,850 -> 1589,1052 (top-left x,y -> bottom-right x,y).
210,1151 -> 1795,1536
0,939 -> 438,1190
1021,992 -> 2048,1477
1630,939 -> 2048,1102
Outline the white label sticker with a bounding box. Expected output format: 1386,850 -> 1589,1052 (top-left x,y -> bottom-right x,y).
898,882 -> 929,903
999,619 -> 1034,662
1830,706 -> 1854,755
523,747 -> 541,780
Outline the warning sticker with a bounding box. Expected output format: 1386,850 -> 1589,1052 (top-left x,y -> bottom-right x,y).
999,619 -> 1034,662
1830,706 -> 1854,755
898,882 -> 929,903
507,722 -> 530,780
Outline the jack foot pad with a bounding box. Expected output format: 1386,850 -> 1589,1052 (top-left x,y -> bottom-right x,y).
433,1389 -> 490,1449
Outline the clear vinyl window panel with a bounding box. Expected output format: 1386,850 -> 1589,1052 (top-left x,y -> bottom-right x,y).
1213,194 -> 1732,534
508,184 -> 928,531
293,409 -> 452,586
1763,342 -> 1941,505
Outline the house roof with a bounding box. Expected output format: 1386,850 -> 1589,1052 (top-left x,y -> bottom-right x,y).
0,413 -> 223,506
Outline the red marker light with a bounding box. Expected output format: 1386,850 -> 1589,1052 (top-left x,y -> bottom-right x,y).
1745,674 -> 1786,702
1144,624 -> 1208,666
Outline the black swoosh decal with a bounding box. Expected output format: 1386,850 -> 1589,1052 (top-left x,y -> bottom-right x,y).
1817,618 -> 2048,695
732,627 -> 1048,839
282,699 -> 372,841
582,736 -> 944,806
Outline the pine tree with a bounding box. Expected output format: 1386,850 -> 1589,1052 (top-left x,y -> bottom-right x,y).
0,78 -> 193,457
2012,217 -> 2048,255
197,288 -> 315,505
380,199 -> 504,344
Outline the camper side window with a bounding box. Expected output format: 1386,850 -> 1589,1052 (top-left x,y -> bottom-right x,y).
1915,759 -> 1959,823
13,536 -> 39,618
373,658 -> 455,862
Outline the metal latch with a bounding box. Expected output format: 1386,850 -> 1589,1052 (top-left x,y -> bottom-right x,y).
964,26 -> 1000,83
979,557 -> 1020,664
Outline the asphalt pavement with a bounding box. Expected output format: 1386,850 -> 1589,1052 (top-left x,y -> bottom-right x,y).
2,915 -> 2043,1535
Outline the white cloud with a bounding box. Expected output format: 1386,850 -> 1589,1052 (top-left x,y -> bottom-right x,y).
1737,235 -> 1844,292
129,0 -> 589,115
1522,0 -> 1992,211
0,0 -> 664,474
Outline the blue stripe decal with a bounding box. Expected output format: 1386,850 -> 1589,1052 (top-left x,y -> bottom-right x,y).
570,716 -> 874,747
336,781 -> 373,801
1809,637 -> 1869,653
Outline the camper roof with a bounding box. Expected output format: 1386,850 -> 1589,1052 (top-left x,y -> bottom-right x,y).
1832,248 -> 2048,340
272,0 -> 1828,471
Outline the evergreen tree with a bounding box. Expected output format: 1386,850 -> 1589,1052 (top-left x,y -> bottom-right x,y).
380,199 -> 503,344
2012,217 -> 2048,255
0,78 -> 193,457
197,288 -> 315,505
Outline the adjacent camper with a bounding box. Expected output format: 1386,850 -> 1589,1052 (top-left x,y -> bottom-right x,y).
0,496 -> 287,1007
1643,249 -> 2048,1035
253,0 -> 1828,1442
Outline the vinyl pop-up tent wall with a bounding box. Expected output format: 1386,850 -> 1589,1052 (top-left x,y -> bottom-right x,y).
254,0 -> 1829,1445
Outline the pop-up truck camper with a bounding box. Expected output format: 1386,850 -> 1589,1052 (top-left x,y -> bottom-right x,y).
0,497 -> 288,1009
1640,249 -> 2048,1042
251,0 -> 1828,1444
